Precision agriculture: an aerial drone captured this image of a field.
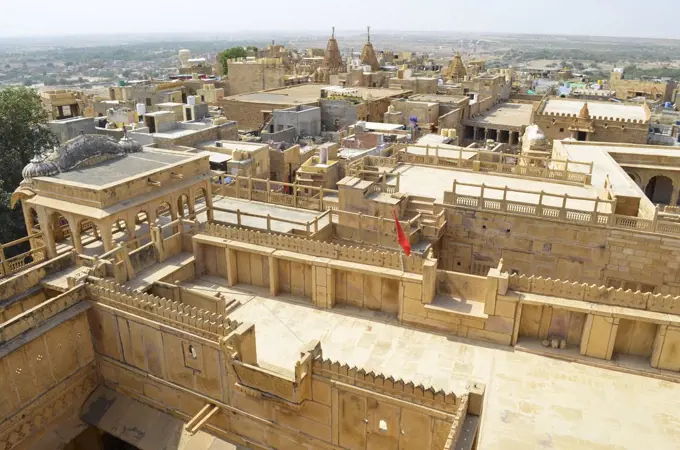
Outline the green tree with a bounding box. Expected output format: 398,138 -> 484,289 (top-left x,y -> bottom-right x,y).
0,87 -> 58,246
217,47 -> 247,75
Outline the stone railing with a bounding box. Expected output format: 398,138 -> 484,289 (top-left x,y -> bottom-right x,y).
0,286 -> 85,343
206,223 -> 425,274
445,180 -> 614,226
212,174 -> 339,212
0,232 -> 46,279
87,278 -> 240,340
509,274 -> 680,314
312,357 -> 461,414
392,144 -> 593,185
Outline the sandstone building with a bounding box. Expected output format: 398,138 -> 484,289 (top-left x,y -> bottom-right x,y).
2,120 -> 680,449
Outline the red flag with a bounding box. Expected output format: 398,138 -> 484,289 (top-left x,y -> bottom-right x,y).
393,210 -> 411,256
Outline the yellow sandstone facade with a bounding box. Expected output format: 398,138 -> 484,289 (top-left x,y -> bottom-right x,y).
3,127 -> 680,449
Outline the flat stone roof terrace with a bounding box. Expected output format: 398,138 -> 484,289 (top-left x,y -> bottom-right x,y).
464,103 -> 534,129
184,280 -> 680,450
542,99 -> 648,121
47,150 -> 191,187
393,164 -> 603,211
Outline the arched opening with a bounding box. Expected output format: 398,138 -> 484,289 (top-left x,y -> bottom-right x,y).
177,194 -> 191,218
134,211 -> 151,246
49,212 -> 73,253
156,202 -> 175,237
626,171 -> 642,188
194,188 -> 208,217
76,219 -> 103,255
111,218 -> 131,247
645,175 -> 674,205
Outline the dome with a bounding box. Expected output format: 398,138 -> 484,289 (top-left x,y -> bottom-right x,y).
118,135 -> 142,154
22,156 -> 60,180
525,124 -> 547,146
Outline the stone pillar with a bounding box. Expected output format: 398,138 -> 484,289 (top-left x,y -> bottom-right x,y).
579,314 -> 619,360
37,209 -> 57,259
269,254 -> 279,296
226,248 -> 238,286
651,324 -> 680,371
483,128 -> 489,141
671,187 -> 680,207
69,221 -> 84,254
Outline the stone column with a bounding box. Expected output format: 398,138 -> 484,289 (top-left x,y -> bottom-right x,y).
579,314 -> 619,360
226,248 -> 238,286
69,221 -> 84,254
269,254 -> 279,296
671,188 -> 680,207
37,208 -> 57,259
99,223 -> 114,253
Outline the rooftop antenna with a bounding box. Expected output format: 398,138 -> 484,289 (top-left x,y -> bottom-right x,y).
367,26 -> 371,43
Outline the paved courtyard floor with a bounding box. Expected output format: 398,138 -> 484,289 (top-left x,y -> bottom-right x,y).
215,282 -> 680,450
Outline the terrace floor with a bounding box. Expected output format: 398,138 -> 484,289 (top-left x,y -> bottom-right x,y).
183,279 -> 680,450
203,197 -> 330,234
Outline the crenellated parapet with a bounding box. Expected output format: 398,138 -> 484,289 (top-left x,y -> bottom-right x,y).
207,223 -> 425,274
509,273 -> 680,314
312,357 -> 461,414
0,285 -> 86,343
87,278 -> 240,340
538,110 -> 648,125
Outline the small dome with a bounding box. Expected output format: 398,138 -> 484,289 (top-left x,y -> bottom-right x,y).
22,157 -> 59,180
118,135 -> 142,154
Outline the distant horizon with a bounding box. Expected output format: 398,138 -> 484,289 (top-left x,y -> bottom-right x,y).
2,0 -> 680,41
0,29 -> 679,45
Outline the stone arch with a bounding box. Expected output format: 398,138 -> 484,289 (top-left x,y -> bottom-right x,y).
78,219 -> 100,244
645,175 -> 674,205
48,211 -> 72,248
111,217 -> 131,244
626,171 -> 642,188
133,210 -> 152,245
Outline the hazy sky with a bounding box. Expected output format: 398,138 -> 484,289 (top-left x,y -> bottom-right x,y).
1,0 -> 679,39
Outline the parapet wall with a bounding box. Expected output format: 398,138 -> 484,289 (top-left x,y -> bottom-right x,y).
312,357 -> 461,414
206,223 -> 425,274
537,111 -> 648,124
87,278 -> 240,340
509,273 -> 680,314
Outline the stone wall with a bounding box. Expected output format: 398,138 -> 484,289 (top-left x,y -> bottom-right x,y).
438,204 -> 680,293
226,63 -> 286,95
86,279 -> 480,450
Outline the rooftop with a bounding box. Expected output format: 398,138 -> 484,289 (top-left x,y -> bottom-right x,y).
45,150 -> 190,187
409,93 -> 467,103
224,85 -> 411,106
394,163 -> 601,208
212,283 -> 680,450
542,99 -> 648,121
464,103 -> 534,129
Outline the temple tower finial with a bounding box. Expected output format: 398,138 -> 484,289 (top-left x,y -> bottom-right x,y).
332,26 -> 335,38
367,26 -> 371,43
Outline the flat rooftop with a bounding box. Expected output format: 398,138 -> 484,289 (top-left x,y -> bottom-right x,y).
393,164 -> 603,211
194,282 -> 680,450
542,99 -> 648,121
224,85 -> 411,106
46,150 -> 191,187
556,141 -> 661,202
409,94 -> 467,103
464,103 -> 533,128
205,197 -> 330,233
